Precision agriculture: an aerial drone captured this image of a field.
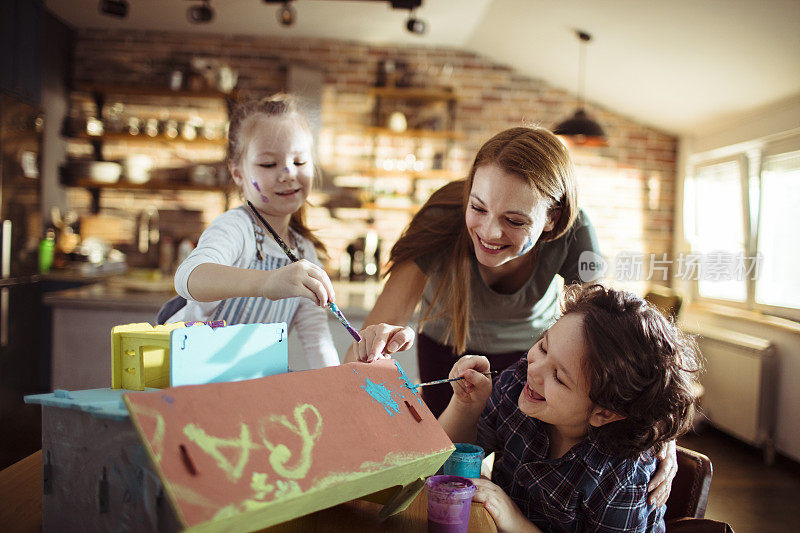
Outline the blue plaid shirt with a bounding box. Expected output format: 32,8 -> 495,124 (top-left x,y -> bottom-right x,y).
476,358 -> 666,533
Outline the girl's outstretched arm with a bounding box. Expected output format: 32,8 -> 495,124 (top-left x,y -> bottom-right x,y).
345,260 -> 427,362
186,259 -> 336,307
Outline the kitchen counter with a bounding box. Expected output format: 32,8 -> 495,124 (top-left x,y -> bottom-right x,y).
43,278 -> 383,315
43,278 -> 415,391
43,282 -> 175,312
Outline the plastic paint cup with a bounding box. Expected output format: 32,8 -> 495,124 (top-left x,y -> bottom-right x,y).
424,475 -> 476,533
442,443 -> 485,478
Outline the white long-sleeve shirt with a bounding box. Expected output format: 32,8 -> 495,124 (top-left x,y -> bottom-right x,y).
167,206 -> 340,369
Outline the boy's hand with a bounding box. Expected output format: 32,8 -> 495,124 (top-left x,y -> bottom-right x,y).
647,439 -> 677,506
263,260 -> 336,307
353,323 -> 415,362
472,478 -> 541,533
449,355 -> 493,408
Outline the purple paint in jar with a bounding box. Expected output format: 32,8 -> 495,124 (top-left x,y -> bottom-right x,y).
424,475 -> 476,533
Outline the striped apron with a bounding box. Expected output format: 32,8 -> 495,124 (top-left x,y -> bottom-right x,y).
210,209 -> 303,325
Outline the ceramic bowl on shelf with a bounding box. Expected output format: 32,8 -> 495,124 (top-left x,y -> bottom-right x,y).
87,161 -> 122,183
63,160 -> 122,184
122,155 -> 153,184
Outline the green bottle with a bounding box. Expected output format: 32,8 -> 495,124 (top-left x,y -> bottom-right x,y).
38,228 -> 56,273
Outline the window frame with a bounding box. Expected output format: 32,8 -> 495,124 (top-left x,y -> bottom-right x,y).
686,133 -> 800,321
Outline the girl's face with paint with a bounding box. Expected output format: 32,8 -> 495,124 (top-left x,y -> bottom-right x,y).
231,115 -> 314,219
465,164 -> 556,270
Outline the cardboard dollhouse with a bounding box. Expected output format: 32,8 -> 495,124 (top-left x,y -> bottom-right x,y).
26,321 -> 454,532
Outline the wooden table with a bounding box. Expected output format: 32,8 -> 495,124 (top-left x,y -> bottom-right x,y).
0,451 -> 497,532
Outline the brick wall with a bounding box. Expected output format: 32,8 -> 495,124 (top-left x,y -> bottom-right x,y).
68,29 -> 676,291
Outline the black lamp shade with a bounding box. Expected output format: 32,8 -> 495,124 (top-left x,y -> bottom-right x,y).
553,109 -> 608,146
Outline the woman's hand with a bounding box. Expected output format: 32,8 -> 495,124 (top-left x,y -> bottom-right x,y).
648,439 -> 678,506
449,355 -> 493,408
262,260 -> 335,307
353,323 -> 415,362
472,478 -> 542,533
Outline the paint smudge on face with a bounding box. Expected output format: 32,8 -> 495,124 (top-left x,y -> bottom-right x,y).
161,394 -> 174,404
250,179 -> 269,203
353,368 -> 358,374
361,378 -> 400,416
518,236 -> 534,257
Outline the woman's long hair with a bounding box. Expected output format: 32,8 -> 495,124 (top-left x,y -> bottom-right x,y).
387,127 -> 578,353
227,93 -> 326,256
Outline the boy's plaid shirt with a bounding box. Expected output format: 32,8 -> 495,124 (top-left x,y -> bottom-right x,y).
476,358 -> 666,533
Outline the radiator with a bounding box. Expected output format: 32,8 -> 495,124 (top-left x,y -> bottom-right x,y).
688,324 -> 777,463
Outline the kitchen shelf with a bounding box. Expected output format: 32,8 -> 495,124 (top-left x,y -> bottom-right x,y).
64,82 -> 234,213
69,132 -> 227,146
365,127 -> 463,140
69,178 -> 231,193
346,167 -> 461,180
72,83 -> 237,102
368,87 -> 458,102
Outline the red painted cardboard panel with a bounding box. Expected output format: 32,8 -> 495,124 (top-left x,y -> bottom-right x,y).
124,360 -> 453,531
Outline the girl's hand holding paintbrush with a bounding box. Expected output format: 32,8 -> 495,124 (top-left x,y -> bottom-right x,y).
262,259 -> 337,308
353,322 -> 416,362
449,354 -> 493,407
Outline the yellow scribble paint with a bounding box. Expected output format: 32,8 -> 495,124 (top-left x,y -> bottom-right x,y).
260,403 -> 322,480
250,472 -> 274,500
183,422 -> 260,482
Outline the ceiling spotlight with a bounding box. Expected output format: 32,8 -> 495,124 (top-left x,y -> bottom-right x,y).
98,0 -> 128,18
406,12 -> 427,35
187,0 -> 214,24
277,2 -> 296,26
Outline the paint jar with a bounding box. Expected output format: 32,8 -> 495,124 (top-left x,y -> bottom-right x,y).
442,443 -> 485,478
424,475 -> 476,533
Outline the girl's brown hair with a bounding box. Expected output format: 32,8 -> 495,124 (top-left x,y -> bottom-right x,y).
227,93 -> 325,256
562,284 -> 702,458
387,127 -> 577,353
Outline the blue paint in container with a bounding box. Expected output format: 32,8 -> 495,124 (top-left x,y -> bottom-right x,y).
442,443 -> 485,478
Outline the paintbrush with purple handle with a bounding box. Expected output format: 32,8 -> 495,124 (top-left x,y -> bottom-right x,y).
247,201 -> 362,342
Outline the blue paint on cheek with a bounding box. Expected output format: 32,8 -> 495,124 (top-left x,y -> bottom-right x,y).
250,179 -> 261,192
518,237 -> 534,257
361,378 -> 400,416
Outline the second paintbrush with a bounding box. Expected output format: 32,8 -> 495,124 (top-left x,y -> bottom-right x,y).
410,370 -> 498,389
246,201 -> 362,343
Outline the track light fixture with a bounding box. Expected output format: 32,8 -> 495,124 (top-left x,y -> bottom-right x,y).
187,0 -> 214,24
98,0 -> 128,18
263,0 -> 427,34
277,2 -> 296,26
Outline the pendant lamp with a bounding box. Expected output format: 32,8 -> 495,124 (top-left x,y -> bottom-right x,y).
554,30 -> 608,147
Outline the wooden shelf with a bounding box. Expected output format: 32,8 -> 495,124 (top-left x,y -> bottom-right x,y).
369,87 -> 458,102
334,203 -> 421,214
366,127 -> 463,140
352,167 -> 460,180
69,179 -> 230,193
69,132 -> 227,146
72,83 -> 236,101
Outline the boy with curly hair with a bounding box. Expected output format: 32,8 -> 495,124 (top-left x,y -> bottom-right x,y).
438,284 -> 701,532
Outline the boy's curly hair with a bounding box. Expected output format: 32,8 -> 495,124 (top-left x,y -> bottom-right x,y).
562,284 -> 702,458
